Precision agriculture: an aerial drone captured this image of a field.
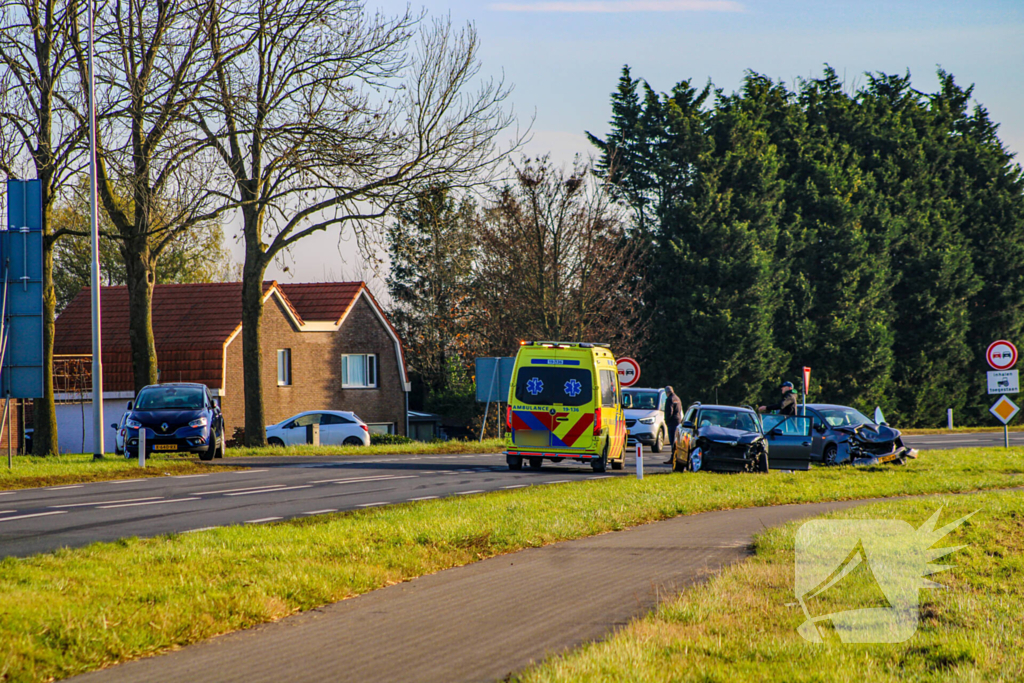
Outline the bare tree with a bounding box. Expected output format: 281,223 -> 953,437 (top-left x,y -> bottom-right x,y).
0,0 -> 87,454
472,156 -> 649,357
69,0 -> 240,392
195,0 -> 521,445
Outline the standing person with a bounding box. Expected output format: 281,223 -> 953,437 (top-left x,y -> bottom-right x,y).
758,381 -> 798,416
663,386 -> 684,464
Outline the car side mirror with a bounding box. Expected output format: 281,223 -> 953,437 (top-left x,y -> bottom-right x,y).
770,428 -> 783,436
126,401 -> 133,411
110,423 -> 118,429
682,421 -> 694,430
814,423 -> 826,433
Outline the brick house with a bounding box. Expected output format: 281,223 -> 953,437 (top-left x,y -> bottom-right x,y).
52,281 -> 410,453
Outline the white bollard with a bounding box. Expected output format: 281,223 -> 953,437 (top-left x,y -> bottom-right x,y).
947,409 -> 954,430
138,429 -> 146,468
635,442 -> 643,480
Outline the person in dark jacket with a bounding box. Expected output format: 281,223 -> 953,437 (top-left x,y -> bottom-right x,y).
758,381 -> 798,416
663,386 -> 684,463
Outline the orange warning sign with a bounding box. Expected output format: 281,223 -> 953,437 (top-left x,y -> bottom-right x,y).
990,396 -> 1020,424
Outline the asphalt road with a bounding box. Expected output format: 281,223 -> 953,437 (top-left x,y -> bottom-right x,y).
69,497 -> 875,683
0,450 -> 673,558
0,431 -> 1015,558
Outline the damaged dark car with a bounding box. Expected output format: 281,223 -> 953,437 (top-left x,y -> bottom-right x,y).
671,404 -> 814,473
805,404 -> 917,466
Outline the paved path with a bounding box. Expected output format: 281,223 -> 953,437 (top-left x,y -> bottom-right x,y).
69,498 -> 877,683
902,431 -> 1024,450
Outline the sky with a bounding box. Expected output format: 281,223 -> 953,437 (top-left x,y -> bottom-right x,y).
248,0 -> 1024,285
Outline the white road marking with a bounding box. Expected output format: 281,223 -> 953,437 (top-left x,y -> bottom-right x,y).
226,485 -> 313,496
0,491 -> 17,496
98,498 -> 200,509
50,497 -> 163,508
312,475 -> 418,485
104,480 -> 137,484
46,485 -> 84,490
0,510 -> 68,522
456,490 -> 485,495
501,484 -> 527,489
194,484 -> 288,495
245,517 -> 282,524
303,509 -> 338,515
356,502 -> 388,507
0,510 -> 14,514
544,480 -> 571,484
407,496 -> 438,501
172,474 -> 209,479
182,526 -> 221,533
233,469 -> 268,474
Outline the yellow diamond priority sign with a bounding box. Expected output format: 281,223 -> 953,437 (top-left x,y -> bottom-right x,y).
990,396 -> 1020,425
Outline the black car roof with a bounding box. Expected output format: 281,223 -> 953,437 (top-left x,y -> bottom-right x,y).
141,383 -> 207,389
806,404 -> 862,411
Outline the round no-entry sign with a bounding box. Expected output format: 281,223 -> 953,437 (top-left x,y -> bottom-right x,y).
617,357 -> 641,387
987,340 -> 1018,371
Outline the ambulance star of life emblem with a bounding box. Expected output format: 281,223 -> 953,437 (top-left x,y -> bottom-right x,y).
526,377 -> 544,396
564,379 -> 582,398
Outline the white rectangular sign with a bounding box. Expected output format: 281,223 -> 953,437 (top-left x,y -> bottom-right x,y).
987,370 -> 1019,395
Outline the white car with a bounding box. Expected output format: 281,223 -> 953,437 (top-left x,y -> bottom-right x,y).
266,410 -> 370,447
623,387 -> 668,453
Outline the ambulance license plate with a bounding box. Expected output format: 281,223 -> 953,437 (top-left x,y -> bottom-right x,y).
515,430 -> 549,448
153,444 -> 178,451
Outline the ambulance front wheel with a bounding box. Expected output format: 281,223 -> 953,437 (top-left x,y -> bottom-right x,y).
507,455 -> 523,471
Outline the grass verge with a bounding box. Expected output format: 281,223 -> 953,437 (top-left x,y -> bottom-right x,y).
516,489 -> 1024,682
901,425 -> 1024,435
0,454 -> 235,491
1,447 -> 1022,682
225,438 -> 506,458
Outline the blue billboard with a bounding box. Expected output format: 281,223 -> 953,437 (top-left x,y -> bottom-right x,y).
2,180 -> 44,399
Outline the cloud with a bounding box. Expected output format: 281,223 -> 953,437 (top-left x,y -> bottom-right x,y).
489,0 -> 744,12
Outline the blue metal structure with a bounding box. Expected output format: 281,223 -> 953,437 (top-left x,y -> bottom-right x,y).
2,180 -> 45,399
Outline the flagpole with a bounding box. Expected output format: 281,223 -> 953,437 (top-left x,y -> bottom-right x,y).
88,0 -> 105,459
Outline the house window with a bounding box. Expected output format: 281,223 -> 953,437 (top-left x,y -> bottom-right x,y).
342,354 -> 377,388
277,349 -> 292,386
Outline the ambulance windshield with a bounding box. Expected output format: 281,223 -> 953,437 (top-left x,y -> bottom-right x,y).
514,368 -> 594,407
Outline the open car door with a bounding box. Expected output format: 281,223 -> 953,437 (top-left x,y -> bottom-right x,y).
760,414 -> 814,471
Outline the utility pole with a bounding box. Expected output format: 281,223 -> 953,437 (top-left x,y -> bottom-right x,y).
87,0 -> 105,459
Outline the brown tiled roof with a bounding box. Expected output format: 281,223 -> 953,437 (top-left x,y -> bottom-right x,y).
53,280 -> 387,393
278,282 -> 363,322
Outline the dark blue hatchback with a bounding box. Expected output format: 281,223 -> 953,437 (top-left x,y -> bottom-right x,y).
124,383 -> 225,460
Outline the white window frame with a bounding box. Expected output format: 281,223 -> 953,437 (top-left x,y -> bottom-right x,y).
277,349 -> 292,386
341,353 -> 378,388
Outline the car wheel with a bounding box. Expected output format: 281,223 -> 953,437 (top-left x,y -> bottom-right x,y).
214,437 -> 224,459
611,458 -> 624,470
199,440 -> 216,461
689,447 -> 703,472
592,449 -> 608,473
343,436 -> 363,446
757,447 -> 770,473
528,457 -> 543,470
823,444 -> 838,466
651,429 -> 664,454
268,437 -> 285,447
507,455 -> 523,471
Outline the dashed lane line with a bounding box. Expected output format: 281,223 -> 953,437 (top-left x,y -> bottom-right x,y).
0,510 -> 14,514
245,517 -> 282,524
407,496 -> 438,501
312,475 -> 418,485
233,469 -> 269,474
172,474 -> 210,479
303,509 -> 338,515
98,498 -> 200,509
500,484 -> 527,489
46,485 -> 84,490
226,485 -> 313,497
194,484 -> 288,496
456,490 -> 485,495
49,497 -> 163,508
0,511 -> 68,522
356,502 -> 388,508
182,526 -> 221,533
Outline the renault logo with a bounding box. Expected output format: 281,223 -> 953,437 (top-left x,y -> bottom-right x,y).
162,423 -> 169,432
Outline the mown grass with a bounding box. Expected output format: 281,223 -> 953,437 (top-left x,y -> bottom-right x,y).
517,490 -> 1024,682
0,448 -> 1022,682
225,437 -> 506,458
0,454 -> 233,491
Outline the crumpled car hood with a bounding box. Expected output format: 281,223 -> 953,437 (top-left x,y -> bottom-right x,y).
835,424 -> 901,443
697,425 -> 763,444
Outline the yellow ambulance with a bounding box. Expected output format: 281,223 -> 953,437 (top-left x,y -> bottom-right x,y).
504,341 -> 627,473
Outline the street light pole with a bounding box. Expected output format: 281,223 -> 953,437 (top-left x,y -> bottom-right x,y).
87,0 -> 105,460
